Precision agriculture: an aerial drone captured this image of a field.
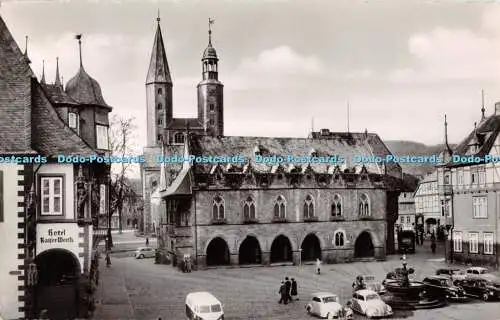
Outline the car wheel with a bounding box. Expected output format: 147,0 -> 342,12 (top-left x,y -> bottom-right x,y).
306,306 -> 312,314
482,293 -> 489,301
139,254 -> 144,259
326,312 -> 333,319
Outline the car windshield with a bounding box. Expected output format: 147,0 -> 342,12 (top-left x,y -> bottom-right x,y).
199,305 -> 211,313
322,296 -> 338,303
439,279 -> 452,286
479,269 -> 487,274
211,304 -> 222,312
363,276 -> 375,281
366,294 -> 380,301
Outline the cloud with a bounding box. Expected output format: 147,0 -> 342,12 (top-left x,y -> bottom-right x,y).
389,9 -> 500,83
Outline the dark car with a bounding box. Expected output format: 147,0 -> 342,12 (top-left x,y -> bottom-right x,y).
456,277 -> 500,301
422,276 -> 467,301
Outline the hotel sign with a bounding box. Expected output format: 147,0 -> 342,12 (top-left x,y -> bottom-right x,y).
37,223 -> 80,256
39,227 -> 75,244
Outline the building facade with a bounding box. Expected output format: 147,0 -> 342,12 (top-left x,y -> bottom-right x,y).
397,192 -> 416,231
414,171 -> 442,234
141,16 -> 406,269
0,14 -> 111,319
442,105 -> 500,267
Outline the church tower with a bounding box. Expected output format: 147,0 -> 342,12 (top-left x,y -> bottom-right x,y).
197,18 -> 224,137
146,14 -> 173,146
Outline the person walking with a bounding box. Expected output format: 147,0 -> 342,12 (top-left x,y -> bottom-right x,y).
315,258 -> 321,274
431,239 -> 436,254
146,237 -> 149,246
105,252 -> 111,267
285,277 -> 292,303
291,278 -> 298,301
278,281 -> 287,304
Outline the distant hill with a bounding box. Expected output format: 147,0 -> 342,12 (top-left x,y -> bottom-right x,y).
384,140 -> 456,178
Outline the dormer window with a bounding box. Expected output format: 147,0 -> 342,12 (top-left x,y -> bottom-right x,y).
209,104 -> 215,111
157,103 -> 162,110
96,125 -> 109,150
68,112 -> 78,129
157,88 -> 163,95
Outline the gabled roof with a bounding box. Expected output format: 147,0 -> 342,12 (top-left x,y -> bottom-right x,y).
0,14 -> 36,154
31,81 -> 96,156
146,21 -> 172,85
65,66 -> 111,108
447,115 -> 500,167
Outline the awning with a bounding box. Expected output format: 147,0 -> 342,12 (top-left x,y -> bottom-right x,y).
160,167 -> 192,198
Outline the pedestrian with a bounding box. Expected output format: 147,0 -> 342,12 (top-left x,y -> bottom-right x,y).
106,252 -> 111,267
285,277 -> 292,303
291,278 -> 298,301
431,239 -> 436,254
278,281 -> 287,304
315,258 -> 321,274
186,256 -> 192,273
146,237 -> 149,246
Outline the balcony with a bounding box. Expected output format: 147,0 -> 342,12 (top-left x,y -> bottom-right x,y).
303,216 -> 319,222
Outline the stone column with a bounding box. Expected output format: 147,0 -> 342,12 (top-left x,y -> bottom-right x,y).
197,255 -> 206,270
292,250 -> 301,265
374,246 -> 386,260
262,252 -> 271,266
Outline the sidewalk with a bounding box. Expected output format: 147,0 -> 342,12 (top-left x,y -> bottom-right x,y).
92,258 -> 136,320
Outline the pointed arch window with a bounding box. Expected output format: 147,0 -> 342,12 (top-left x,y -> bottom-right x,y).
359,193 -> 370,217
212,196 -> 225,220
331,194 -> 342,217
157,103 -> 162,110
157,88 -> 163,95
303,195 -> 315,218
334,230 -> 345,247
273,195 -> 286,219
243,196 -> 256,221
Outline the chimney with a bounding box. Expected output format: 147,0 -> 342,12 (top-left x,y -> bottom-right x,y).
495,102 -> 500,115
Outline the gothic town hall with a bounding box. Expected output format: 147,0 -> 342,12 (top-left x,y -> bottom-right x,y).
141,16 -> 408,269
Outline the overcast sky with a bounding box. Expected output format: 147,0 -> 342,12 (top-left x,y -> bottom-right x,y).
3,0 -> 500,154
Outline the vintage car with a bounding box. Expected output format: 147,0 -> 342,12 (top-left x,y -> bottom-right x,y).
422,275 -> 467,301
455,276 -> 500,301
348,289 -> 393,318
134,247 -> 155,259
305,292 -> 353,319
185,291 -> 224,320
435,268 -> 461,278
353,275 -> 386,294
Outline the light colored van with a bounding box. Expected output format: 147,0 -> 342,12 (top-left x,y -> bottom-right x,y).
185,291 -> 224,320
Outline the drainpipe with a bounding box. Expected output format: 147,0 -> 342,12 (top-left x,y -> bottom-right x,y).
194,193 -> 198,270
450,190 -> 455,264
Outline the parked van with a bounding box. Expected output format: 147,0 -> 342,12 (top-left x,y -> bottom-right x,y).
185,291 -> 224,320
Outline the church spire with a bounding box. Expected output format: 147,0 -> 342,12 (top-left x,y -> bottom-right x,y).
76,34 -> 83,68
146,13 -> 172,84
40,60 -> 46,84
55,57 -> 62,87
481,89 -> 486,120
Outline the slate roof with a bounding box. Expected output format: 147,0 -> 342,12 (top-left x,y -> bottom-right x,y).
188,133 -> 399,175
65,66 -> 111,108
32,82 -> 96,156
146,21 -> 172,84
42,83 -> 79,106
0,14 -> 99,157
0,14 -> 36,154
447,114 -> 500,167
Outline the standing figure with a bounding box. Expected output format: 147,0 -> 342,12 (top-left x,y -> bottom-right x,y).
106,252 -> 111,268
146,237 -> 150,246
315,258 -> 321,274
285,277 -> 292,303
291,278 -> 298,301
278,281 -> 287,304
431,239 -> 436,254
186,256 -> 192,272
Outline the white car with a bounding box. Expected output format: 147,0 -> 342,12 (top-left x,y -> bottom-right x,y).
453,267 -> 497,282
305,292 -> 353,319
134,247 -> 155,259
185,291 -> 224,320
349,289 -> 393,318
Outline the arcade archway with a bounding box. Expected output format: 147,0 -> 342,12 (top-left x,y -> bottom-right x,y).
354,231 -> 375,258
206,237 -> 230,266
270,235 -> 293,263
301,233 -> 321,261
239,236 -> 262,265
34,249 -> 81,320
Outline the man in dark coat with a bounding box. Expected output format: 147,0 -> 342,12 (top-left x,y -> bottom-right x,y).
285,277 -> 292,303
291,278 -> 298,300
278,281 -> 287,304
